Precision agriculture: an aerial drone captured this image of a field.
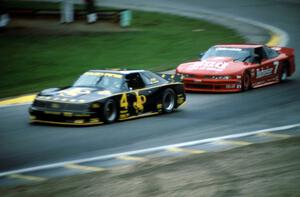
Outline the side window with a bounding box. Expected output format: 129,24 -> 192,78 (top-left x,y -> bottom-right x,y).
140,71 -> 166,86
126,73 -> 145,90
264,46 -> 279,59
254,47 -> 268,61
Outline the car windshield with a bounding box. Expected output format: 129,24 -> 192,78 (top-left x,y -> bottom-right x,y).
202,47 -> 252,62
73,72 -> 124,91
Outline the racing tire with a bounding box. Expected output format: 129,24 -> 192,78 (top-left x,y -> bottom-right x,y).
102,99 -> 118,124
279,65 -> 288,82
162,88 -> 176,113
242,72 -> 251,91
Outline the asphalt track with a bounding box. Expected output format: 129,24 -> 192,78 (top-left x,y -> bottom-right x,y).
1,0 -> 300,173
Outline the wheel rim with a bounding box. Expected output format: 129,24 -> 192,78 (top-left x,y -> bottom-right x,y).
164,92 -> 175,111
105,101 -> 117,122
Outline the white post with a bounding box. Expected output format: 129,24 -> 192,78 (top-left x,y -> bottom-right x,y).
86,0 -> 97,23
61,0 -> 74,23
0,14 -> 10,28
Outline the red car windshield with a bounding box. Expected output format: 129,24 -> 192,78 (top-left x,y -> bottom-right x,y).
202,47 -> 252,62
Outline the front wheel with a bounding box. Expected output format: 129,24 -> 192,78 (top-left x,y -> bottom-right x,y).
242,72 -> 251,91
102,99 -> 118,124
162,88 -> 176,113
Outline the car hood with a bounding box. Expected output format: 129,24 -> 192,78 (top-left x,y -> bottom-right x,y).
36,87 -> 118,103
176,57 -> 246,75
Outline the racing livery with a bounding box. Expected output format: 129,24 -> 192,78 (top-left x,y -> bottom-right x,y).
29,70 -> 186,125
176,44 -> 295,92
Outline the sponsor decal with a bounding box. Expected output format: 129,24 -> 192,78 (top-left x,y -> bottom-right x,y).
51,103 -> 60,109
215,47 -> 242,51
272,47 -> 281,51
84,72 -> 122,79
250,69 -> 256,78
187,61 -> 229,72
256,67 -> 273,78
59,88 -> 91,97
193,79 -> 202,82
97,90 -> 112,95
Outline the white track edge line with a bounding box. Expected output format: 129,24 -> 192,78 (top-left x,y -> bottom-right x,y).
0,123 -> 299,177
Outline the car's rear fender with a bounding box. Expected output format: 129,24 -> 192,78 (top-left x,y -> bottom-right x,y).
157,73 -> 183,83
277,47 -> 296,76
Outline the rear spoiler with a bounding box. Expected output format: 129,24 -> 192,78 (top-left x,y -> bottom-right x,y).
157,73 -> 183,83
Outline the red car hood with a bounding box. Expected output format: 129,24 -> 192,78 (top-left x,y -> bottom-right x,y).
176,57 -> 246,75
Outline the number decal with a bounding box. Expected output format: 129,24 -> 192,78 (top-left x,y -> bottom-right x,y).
133,92 -> 147,113
120,93 -> 129,109
273,61 -> 279,74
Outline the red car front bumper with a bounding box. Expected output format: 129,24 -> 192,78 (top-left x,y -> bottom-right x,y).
183,78 -> 242,92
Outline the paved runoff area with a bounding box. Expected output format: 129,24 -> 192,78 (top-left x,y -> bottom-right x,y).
0,124 -> 299,187
1,133 -> 300,196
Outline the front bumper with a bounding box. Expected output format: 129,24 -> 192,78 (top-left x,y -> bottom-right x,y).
183,78 -> 242,92
29,107 -> 103,126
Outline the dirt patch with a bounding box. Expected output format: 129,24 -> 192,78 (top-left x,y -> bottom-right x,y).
0,18 -> 140,36
1,137 -> 300,197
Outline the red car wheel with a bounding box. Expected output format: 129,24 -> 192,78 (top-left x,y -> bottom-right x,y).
242,73 -> 251,91
280,65 -> 288,82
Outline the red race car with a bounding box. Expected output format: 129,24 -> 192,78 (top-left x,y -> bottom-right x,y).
176,44 -> 295,92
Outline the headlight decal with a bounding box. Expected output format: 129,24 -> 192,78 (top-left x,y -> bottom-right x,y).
204,75 -> 234,80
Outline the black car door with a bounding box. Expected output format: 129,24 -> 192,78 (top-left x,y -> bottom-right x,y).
124,73 -> 153,115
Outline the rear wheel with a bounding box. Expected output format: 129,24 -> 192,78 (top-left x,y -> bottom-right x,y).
280,65 -> 288,82
102,99 -> 118,123
162,88 -> 176,113
242,72 -> 251,91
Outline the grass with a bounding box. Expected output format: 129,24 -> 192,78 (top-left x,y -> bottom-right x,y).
0,1 -> 244,98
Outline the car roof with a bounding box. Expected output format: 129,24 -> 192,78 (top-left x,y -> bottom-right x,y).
214,44 -> 264,49
88,69 -> 146,75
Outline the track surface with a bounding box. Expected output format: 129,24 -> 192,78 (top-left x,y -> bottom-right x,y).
1,0 -> 299,173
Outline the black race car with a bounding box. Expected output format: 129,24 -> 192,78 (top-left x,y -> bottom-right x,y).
29,70 -> 186,125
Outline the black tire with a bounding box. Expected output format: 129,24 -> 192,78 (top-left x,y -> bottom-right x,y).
102,99 -> 118,123
162,88 -> 176,113
242,72 -> 251,91
279,65 -> 288,82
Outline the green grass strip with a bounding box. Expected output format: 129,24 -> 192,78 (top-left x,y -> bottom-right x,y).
0,1 -> 244,98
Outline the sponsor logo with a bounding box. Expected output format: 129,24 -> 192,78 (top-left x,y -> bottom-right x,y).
51,103 -> 60,109
215,47 -> 242,51
256,67 -> 273,78
187,61 -> 229,72
59,88 -> 91,97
